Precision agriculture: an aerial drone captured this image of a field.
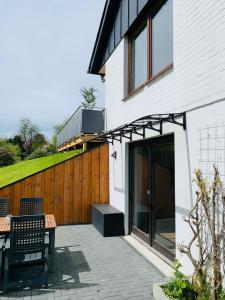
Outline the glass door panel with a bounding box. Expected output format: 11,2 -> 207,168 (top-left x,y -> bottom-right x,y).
152,144 -> 175,255
132,146 -> 150,237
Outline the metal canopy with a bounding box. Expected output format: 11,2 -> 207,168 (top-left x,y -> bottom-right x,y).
93,112 -> 186,144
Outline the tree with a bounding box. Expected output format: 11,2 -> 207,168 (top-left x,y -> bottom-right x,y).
18,118 -> 40,155
80,87 -> 97,109
7,135 -> 25,159
32,133 -> 47,150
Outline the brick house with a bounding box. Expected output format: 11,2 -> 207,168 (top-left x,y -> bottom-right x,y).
88,0 -> 225,272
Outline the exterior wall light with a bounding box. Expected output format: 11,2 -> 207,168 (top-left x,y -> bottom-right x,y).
100,74 -> 105,82
111,151 -> 117,159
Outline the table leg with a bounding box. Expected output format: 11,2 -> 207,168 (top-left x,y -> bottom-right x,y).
49,229 -> 55,273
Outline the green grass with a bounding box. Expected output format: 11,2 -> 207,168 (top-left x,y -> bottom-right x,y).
0,150 -> 82,188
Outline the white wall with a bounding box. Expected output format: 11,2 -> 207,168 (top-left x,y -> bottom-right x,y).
104,0 -> 225,273
105,0 -> 225,130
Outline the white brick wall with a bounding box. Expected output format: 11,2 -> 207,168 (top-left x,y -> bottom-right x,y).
105,0 -> 225,130
103,0 -> 225,272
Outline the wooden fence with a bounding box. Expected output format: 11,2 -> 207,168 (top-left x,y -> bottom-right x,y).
0,144 -> 109,225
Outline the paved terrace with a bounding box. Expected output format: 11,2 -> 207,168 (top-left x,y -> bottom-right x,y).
1,225 -> 164,300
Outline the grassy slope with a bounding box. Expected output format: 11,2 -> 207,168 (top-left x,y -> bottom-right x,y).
0,150 -> 82,188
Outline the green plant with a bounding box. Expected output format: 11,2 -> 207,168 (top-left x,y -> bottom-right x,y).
0,147 -> 15,167
162,260 -> 197,299
0,139 -> 21,166
80,86 -> 97,109
178,167 -> 225,300
26,148 -> 49,160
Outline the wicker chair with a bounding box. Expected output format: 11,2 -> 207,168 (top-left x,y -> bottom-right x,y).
0,198 -> 9,217
19,198 -> 43,215
3,215 -> 48,291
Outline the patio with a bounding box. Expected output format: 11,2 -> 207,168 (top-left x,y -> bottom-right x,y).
0,224 -> 164,300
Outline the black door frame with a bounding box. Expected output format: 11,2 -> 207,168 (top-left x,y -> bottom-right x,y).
129,133 -> 175,260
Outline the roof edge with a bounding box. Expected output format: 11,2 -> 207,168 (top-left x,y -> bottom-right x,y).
88,0 -> 110,75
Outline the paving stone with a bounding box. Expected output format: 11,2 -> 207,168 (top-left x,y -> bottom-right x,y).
1,224 -> 163,299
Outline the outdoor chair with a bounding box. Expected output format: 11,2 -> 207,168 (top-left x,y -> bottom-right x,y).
19,198 -> 51,256
19,197 -> 43,215
3,214 -> 48,291
0,198 -> 9,217
0,198 -> 10,264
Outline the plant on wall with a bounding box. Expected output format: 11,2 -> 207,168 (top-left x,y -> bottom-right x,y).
162,166 -> 225,299
178,166 -> 225,299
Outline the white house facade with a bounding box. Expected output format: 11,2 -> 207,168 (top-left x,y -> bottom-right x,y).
89,0 -> 225,272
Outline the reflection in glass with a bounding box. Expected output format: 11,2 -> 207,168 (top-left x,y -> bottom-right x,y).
153,144 -> 175,253
129,0 -> 137,25
121,0 -> 129,36
131,26 -> 147,91
132,146 -> 150,234
152,0 -> 173,76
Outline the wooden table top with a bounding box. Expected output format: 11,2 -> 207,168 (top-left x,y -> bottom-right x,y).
0,214 -> 57,233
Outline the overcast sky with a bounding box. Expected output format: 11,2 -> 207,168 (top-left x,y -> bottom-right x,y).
0,0 -> 105,139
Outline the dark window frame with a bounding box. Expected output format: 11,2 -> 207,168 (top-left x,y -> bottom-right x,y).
127,0 -> 173,97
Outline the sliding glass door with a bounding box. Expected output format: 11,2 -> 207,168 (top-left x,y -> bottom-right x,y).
129,135 -> 175,259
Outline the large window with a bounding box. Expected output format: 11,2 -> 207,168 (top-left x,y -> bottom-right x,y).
128,0 -> 173,95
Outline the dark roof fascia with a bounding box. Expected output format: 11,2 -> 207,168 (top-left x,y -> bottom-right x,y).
88,0 -> 169,75
88,0 -> 120,75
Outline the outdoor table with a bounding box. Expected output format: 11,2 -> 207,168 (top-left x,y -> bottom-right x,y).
0,214 -> 57,272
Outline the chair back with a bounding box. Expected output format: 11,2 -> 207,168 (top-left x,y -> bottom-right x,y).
20,198 -> 43,215
0,198 -> 9,217
10,215 -> 45,255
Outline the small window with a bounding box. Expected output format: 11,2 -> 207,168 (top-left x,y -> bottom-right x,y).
115,6 -> 121,46
138,0 -> 148,13
129,0 -> 138,26
121,0 -> 129,36
109,28 -> 115,54
130,25 -> 148,91
152,0 -> 173,76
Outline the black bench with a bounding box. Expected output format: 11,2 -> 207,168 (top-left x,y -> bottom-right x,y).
92,204 -> 125,237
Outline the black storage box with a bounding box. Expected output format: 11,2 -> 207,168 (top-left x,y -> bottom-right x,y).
92,204 -> 125,237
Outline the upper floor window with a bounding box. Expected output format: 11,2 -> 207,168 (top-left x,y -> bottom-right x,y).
128,0 -> 173,95
152,0 -> 173,76
131,25 -> 148,91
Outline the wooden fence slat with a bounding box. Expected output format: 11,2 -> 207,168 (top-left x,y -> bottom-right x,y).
0,144 -> 109,225
43,168 -> 54,215
100,144 -> 109,204
63,160 -> 73,225
73,156 -> 83,224
54,163 -> 65,225
34,173 -> 42,197
82,153 -> 90,223
13,183 -> 21,215
87,150 -> 92,222
91,148 -> 100,205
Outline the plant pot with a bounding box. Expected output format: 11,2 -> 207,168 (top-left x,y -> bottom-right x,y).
153,283 -> 170,300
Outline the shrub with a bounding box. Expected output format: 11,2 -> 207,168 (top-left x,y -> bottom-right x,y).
162,260 -> 197,300
0,139 -> 21,167
0,147 -> 15,167
26,148 -> 49,160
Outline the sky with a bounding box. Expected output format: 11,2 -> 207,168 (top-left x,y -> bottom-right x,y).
0,0 -> 105,139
